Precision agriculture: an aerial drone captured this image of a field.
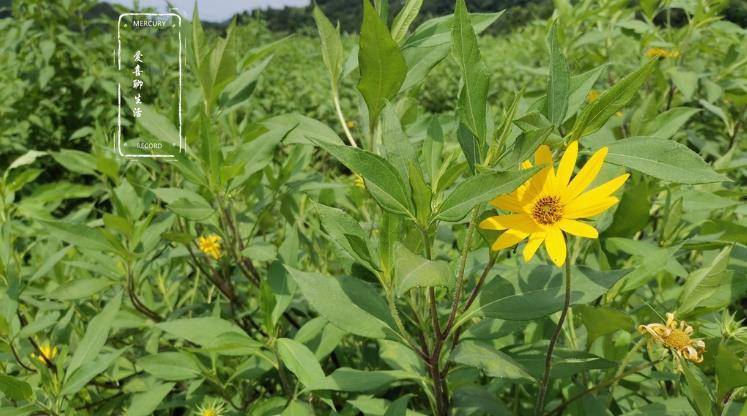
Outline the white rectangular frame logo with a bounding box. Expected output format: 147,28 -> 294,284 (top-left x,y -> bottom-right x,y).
116,13 -> 183,158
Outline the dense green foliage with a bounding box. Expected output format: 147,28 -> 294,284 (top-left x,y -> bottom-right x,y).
1,0 -> 746,415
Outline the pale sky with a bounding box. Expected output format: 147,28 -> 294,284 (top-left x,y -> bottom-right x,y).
103,0 -> 311,21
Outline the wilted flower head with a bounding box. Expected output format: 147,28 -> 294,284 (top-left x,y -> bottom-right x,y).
197,235 -> 222,260
196,399 -> 226,416
644,47 -> 680,59
639,312 -> 705,370
480,141 -> 628,266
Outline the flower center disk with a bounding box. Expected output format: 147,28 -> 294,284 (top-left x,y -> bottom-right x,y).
664,329 -> 691,350
532,196 -> 563,225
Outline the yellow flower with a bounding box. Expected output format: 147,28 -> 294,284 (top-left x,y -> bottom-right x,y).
586,89 -> 600,103
644,47 -> 680,59
32,342 -> 57,363
196,400 -> 225,416
353,174 -> 365,189
480,141 -> 629,266
197,235 -> 222,260
639,313 -> 705,368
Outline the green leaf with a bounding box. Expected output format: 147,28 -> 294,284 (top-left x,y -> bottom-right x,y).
436,167 -> 540,223
152,187 -> 214,220
379,340 -> 424,375
545,23 -> 570,126
379,212 -> 400,281
510,348 -> 616,379
282,401 -> 316,416
61,350 -> 124,395
50,278 -> 115,301
308,367 -> 416,392
667,67 -> 698,101
384,395 -> 412,416
715,343 -> 747,401
277,338 -> 326,388
463,266 -> 628,324
219,56 -> 272,112
42,220 -> 122,254
682,362 -> 715,416
409,162 -> 431,226
138,352 -> 202,381
640,107 -> 699,139
381,103 -> 417,183
65,292 -> 121,380
134,103 -> 181,147
286,267 -> 396,339
16,312 -> 60,339
313,5 -> 344,84
312,139 -> 413,216
391,0 -> 423,43
457,123 -> 483,171
497,126 -> 553,170
6,150 -> 46,173
0,375 -> 32,401
576,305 -> 633,347
394,244 -> 449,297
157,317 -> 247,347
452,0 -> 489,144
450,341 -> 534,380
678,246 -> 733,316
571,60 -> 656,139
314,202 -> 377,271
604,137 -> 729,184
52,149 -> 97,176
126,383 -> 175,416
357,0 -> 406,127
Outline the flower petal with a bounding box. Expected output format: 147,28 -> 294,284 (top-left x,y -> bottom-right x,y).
543,227 -> 566,266
523,232 -> 545,261
558,219 -> 599,238
565,146 -> 608,200
480,214 -> 540,233
556,141 -> 578,188
490,193 -> 524,212
566,173 -> 630,206
564,197 -> 619,219
490,229 -> 529,251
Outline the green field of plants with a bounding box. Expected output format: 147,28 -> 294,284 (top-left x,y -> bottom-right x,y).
1,0 -> 746,415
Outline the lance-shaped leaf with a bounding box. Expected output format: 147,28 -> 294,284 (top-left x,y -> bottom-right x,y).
435,167 -> 540,223
545,23 -> 569,126
391,0 -> 423,43
394,244 -> 450,297
312,138 -> 413,217
313,5 -> 344,85
452,0 -> 489,145
571,60 -> 656,139
286,267 -> 397,339
277,338 -> 326,389
314,202 -> 377,272
65,291 -> 122,380
603,137 -> 729,184
450,341 -> 534,380
357,0 -> 406,127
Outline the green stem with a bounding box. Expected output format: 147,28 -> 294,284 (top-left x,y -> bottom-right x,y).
332,86 -> 357,147
442,206 -> 480,338
535,241 -> 572,415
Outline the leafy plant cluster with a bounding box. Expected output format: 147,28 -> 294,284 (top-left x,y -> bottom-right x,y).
0,0 -> 746,415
